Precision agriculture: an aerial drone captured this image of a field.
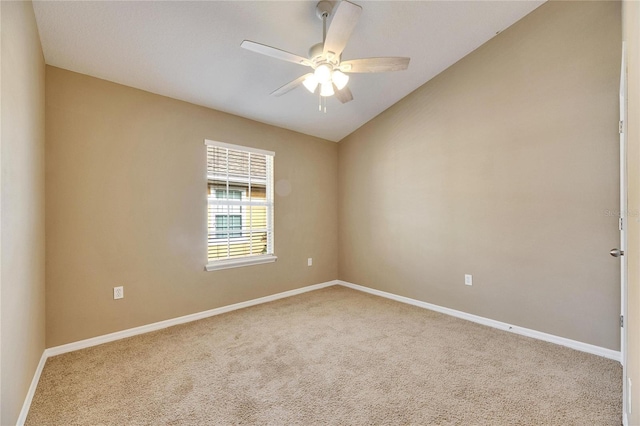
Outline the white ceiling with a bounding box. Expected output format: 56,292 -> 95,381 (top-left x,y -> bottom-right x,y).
33,1 -> 544,142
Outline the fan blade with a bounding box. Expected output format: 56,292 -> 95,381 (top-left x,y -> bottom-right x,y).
340,57 -> 410,73
333,84 -> 353,104
241,40 -> 312,67
271,73 -> 314,97
323,1 -> 362,59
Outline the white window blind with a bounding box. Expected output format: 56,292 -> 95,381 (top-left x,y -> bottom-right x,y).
205,140 -> 275,270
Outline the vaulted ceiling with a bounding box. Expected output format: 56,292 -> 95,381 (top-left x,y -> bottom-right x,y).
33,1 -> 544,142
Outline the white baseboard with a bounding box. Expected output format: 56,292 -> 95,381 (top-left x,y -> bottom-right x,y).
337,280 -> 622,362
46,280 -> 339,357
33,279 -> 621,361
16,351 -> 48,426
17,280 -> 338,424
19,278 -> 621,424
623,411 -> 628,426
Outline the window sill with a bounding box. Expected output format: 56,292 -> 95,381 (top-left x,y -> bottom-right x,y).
205,255 -> 277,271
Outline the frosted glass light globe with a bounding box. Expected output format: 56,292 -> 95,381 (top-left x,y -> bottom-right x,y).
320,82 -> 335,97
314,64 -> 332,84
303,74 -> 319,93
332,70 -> 349,90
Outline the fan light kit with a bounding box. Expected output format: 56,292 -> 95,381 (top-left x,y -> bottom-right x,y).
241,0 -> 410,112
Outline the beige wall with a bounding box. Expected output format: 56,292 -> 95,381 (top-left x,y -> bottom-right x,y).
45,66 -> 338,347
623,0 -> 640,422
27,0 -> 630,416
0,1 -> 46,424
338,1 -> 622,350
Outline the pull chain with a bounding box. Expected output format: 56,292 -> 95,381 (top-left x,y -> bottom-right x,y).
318,91 -> 327,113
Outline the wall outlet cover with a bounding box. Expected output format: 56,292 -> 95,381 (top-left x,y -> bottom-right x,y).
465,274 -> 473,286
114,286 -> 124,299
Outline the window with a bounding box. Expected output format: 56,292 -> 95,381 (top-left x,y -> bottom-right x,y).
214,189 -> 242,238
205,140 -> 276,271
215,214 -> 242,238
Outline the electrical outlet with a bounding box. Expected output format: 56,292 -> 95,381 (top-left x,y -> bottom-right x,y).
307,258 -> 313,267
465,274 -> 473,286
113,286 -> 124,300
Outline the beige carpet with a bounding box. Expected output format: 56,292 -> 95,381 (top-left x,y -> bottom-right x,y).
27,286 -> 621,425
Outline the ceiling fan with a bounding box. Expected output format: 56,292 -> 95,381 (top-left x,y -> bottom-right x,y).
241,0 -> 410,107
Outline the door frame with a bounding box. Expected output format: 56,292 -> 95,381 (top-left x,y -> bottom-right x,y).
620,40 -> 629,423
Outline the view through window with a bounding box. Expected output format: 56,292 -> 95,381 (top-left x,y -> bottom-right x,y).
206,140 -> 275,269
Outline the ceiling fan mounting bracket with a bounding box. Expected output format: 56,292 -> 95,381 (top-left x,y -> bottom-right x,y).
315,1 -> 333,20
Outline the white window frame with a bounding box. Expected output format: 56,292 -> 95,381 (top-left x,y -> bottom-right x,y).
205,139 -> 276,271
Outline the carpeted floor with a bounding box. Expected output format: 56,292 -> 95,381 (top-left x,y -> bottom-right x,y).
27,286 -> 621,425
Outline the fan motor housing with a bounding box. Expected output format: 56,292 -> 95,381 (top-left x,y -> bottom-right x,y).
308,43 -> 324,61
309,43 -> 340,69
